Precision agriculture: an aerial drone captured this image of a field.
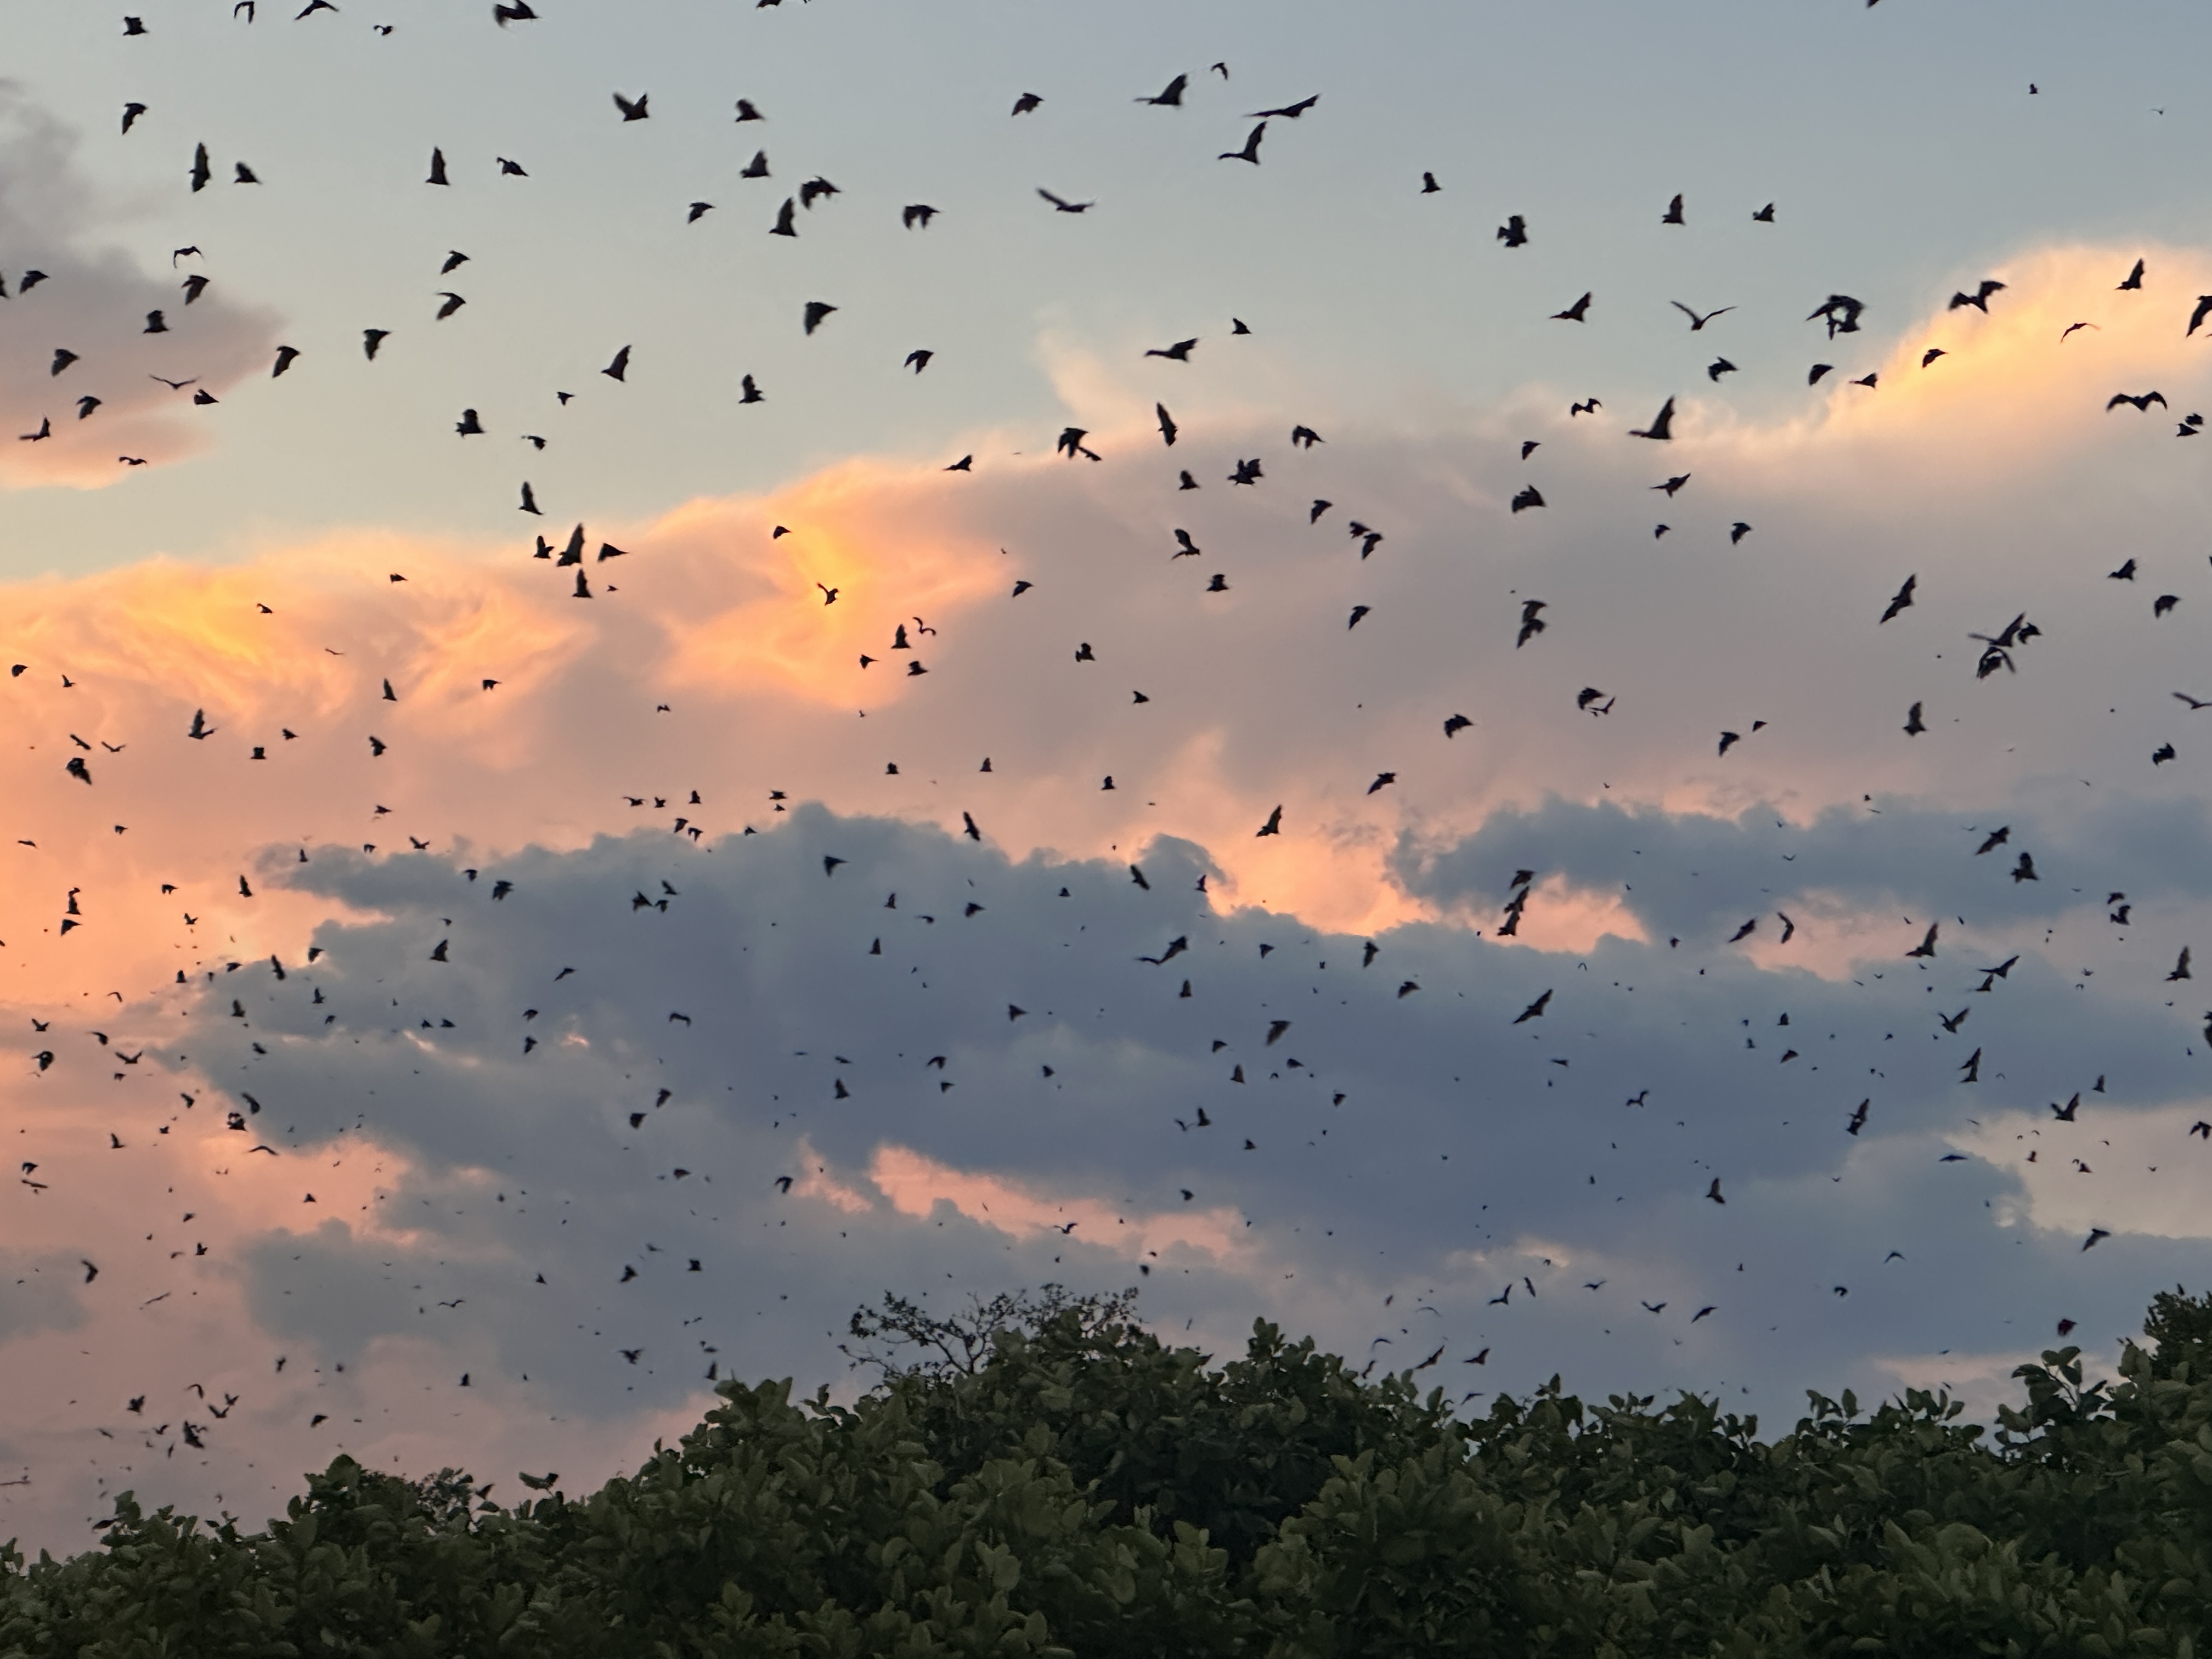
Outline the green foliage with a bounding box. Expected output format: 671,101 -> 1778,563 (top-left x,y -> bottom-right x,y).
8,1291 -> 2212,1657
842,1283 -> 1143,1380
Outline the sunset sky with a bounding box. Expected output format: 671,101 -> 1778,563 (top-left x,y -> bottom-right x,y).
7,0 -> 2212,1545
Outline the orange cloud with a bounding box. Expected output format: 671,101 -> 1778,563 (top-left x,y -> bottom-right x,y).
657,460 -> 1010,705
13,241 -> 2212,1017
867,1143 -> 1248,1261
1727,243 -> 2212,481
1410,871 -> 1647,953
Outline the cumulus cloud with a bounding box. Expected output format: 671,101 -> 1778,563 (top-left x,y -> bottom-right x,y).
14,236 -> 2212,969
8,791 -> 2203,1544
0,87 -> 280,487
1392,793 -> 2212,974
8,241 -> 2212,1549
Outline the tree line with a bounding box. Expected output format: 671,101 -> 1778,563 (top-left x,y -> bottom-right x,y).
4,1283 -> 2209,1655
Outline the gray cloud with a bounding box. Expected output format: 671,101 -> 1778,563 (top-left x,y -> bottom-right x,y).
0,86 -> 279,484
0,1251 -> 89,1348
1392,792 -> 2212,948
123,804 -> 2208,1441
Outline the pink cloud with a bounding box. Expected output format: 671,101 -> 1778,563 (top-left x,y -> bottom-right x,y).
866,1143 -> 1249,1262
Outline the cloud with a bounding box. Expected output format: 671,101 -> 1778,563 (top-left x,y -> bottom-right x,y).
1,799 -> 2186,1538
8,240 -> 2212,1551
1783,244 -> 2212,474
866,1144 -> 1251,1261
1391,793 -> 2212,964
13,235 -> 2212,986
657,461 -> 1007,704
0,88 -> 281,488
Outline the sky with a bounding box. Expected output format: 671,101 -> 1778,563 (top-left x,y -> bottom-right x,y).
5,0 -> 2212,1546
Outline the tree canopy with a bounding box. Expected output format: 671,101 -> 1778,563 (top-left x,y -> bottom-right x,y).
5,1285 -> 2212,1657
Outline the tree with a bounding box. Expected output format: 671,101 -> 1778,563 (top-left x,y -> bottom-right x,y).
7,1286 -> 2212,1656
841,1282 -> 1141,1378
